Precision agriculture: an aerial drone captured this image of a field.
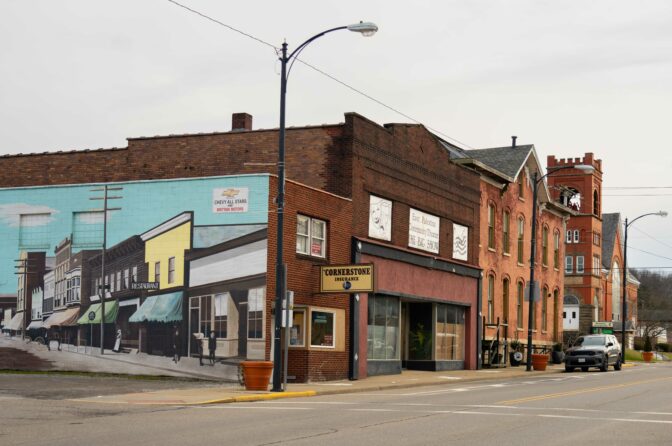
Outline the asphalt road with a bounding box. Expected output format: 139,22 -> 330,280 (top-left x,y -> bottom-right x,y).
2,364 -> 671,445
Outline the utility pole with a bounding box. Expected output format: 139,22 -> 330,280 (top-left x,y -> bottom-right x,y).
14,257 -> 37,340
90,185 -> 122,354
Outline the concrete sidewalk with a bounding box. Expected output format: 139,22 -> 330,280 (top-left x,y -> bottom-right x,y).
72,364 -> 578,406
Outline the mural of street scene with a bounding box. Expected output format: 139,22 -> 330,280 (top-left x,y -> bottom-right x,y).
0,174 -> 270,367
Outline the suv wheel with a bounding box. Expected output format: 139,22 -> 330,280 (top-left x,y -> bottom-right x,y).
600,355 -> 609,372
614,355 -> 622,371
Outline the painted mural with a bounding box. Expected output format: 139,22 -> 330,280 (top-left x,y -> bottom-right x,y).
0,174 -> 270,372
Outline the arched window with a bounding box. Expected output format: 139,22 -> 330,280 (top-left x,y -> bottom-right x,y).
487,274 -> 495,323
553,230 -> 560,268
518,173 -> 525,199
593,189 -> 599,216
487,203 -> 496,250
542,285 -> 549,331
517,281 -> 524,329
502,210 -> 511,254
542,225 -> 549,266
502,278 -> 510,324
517,217 -> 525,264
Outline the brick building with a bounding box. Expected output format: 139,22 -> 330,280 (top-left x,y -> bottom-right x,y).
547,153 -> 638,345
0,112 -> 483,379
453,143 -> 571,365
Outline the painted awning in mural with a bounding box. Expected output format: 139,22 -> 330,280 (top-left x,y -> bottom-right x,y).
5,313 -> 23,331
129,292 -> 183,323
27,320 -> 43,330
43,308 -> 80,328
77,301 -> 119,325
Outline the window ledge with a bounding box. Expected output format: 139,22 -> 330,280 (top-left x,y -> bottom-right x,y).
296,253 -> 328,263
488,247 -> 496,253
503,252 -> 511,257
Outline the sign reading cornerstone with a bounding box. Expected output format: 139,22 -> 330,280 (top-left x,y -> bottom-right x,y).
320,264 -> 374,293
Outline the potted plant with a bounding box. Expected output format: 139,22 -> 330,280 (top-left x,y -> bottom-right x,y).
642,335 -> 654,362
531,351 -> 550,371
509,339 -> 523,366
551,342 -> 565,364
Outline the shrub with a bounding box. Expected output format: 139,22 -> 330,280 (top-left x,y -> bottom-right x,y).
644,336 -> 653,352
634,338 -> 644,351
657,342 -> 671,353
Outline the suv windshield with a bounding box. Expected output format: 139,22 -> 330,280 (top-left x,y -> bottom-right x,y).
575,336 -> 606,347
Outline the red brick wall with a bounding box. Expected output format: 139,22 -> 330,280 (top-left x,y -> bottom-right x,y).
0,126 -> 350,197
478,174 -> 566,347
266,177 -> 353,382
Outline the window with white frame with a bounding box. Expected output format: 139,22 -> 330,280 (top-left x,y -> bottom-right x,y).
566,230 -> 572,243
311,310 -> 335,348
247,287 -> 264,339
154,262 -> 160,284
517,217 -> 525,264
593,255 -> 601,276
554,231 -> 560,268
573,230 -> 580,243
296,215 -> 327,258
214,293 -> 228,338
565,256 -> 573,274
576,256 -> 585,273
123,269 -> 129,290
132,266 -> 138,283
115,271 -> 121,292
168,257 -> 176,284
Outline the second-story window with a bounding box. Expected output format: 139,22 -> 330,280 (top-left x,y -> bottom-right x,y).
554,231 -> 560,269
576,255 -> 585,274
565,256 -> 573,274
487,274 -> 495,323
132,266 -> 138,283
168,257 -> 176,284
123,269 -> 129,290
296,215 -> 326,258
503,211 -> 510,254
542,226 -> 549,266
517,217 -> 525,264
116,271 -> 121,292
487,204 -> 495,250
573,230 -> 580,243
155,262 -> 161,284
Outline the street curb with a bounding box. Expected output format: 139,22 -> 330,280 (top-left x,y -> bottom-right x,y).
197,391 -> 317,405
195,368 -> 565,405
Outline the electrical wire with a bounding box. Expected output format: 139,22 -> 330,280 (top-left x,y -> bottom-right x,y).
630,226 -> 672,251
165,0 -> 475,150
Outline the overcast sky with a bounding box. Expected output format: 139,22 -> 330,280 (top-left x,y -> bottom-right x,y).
1,0 -> 671,271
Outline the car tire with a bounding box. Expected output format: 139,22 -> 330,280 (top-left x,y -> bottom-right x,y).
581,367 -> 589,372
600,355 -> 609,372
614,356 -> 622,371
565,366 -> 574,373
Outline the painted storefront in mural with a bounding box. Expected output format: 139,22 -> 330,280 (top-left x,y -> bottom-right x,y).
0,174 -> 269,361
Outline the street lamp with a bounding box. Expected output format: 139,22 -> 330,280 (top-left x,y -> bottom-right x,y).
526,164 -> 594,371
272,22 -> 378,392
620,210 -> 667,363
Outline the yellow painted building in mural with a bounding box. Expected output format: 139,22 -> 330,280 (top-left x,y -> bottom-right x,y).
141,212 -> 192,289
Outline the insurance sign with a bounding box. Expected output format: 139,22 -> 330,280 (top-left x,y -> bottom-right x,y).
320,264 -> 374,293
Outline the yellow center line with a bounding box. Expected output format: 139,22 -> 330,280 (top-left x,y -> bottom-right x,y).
497,376 -> 672,405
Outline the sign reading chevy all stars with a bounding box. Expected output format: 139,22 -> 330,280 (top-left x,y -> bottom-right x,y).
212,187 -> 249,213
320,264 -> 374,293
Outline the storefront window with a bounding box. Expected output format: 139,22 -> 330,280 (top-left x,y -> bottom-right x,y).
311,310 -> 335,347
290,310 -> 306,346
436,304 -> 465,361
200,295 -> 212,336
367,296 -> 399,360
247,287 -> 264,339
213,293 -> 228,338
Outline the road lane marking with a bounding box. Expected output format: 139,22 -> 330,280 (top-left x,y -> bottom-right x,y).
196,406 -> 311,410
496,376 -> 672,405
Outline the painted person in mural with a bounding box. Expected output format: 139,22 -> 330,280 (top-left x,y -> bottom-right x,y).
173,324 -> 180,363
208,331 -> 216,365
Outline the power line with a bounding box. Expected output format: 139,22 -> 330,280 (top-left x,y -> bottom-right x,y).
630,226 -> 672,251
165,0 -> 476,150
624,245 -> 672,262
603,194 -> 672,197
604,186 -> 672,189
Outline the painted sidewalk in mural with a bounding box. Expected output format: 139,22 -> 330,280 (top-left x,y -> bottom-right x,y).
0,336 -> 241,381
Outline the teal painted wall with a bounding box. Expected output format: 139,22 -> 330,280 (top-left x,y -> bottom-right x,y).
0,174 -> 269,294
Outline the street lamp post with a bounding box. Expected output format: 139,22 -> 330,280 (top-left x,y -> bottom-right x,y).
272,22 -> 378,392
620,211 -> 667,363
526,164 -> 594,371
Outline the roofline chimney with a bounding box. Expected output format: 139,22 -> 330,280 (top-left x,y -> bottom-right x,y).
512,136 -> 517,148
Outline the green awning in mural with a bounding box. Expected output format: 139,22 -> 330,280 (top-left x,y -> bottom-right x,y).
129,292 -> 183,323
77,301 -> 119,325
